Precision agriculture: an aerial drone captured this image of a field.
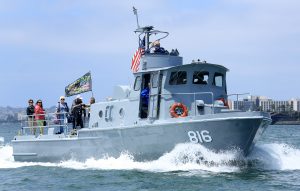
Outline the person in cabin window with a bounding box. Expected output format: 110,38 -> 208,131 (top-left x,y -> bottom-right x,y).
140,83 -> 150,118
34,99 -> 45,135
26,99 -> 35,134
55,96 -> 69,134
194,75 -> 206,84
141,86 -> 150,104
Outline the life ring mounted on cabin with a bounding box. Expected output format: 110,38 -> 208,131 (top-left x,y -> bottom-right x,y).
170,103 -> 188,118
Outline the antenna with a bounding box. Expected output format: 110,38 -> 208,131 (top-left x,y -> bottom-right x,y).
132,6 -> 140,29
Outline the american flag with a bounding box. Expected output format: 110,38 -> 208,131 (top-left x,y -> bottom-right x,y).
131,48 -> 144,73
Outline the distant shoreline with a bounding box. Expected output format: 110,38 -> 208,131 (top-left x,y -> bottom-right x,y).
0,120 -> 19,124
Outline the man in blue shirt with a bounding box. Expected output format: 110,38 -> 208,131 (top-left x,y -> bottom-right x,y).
141,86 -> 150,104
140,84 -> 150,118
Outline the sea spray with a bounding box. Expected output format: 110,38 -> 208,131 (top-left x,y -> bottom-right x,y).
249,143 -> 300,170
0,145 -> 56,169
51,144 -> 238,173
0,144 -> 14,163
1,143 -> 300,172
146,143 -> 242,173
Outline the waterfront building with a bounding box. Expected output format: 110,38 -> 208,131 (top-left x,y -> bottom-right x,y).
260,100 -> 290,112
230,96 -> 300,112
231,95 -> 267,111
232,100 -> 256,111
290,98 -> 300,112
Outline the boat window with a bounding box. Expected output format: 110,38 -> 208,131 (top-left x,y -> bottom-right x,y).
169,71 -> 187,85
152,73 -> 159,88
134,76 -> 142,91
193,71 -> 209,84
213,73 -> 223,87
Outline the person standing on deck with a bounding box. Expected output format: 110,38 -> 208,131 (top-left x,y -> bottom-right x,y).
26,99 -> 35,134
86,97 -> 95,119
71,96 -> 86,130
55,96 -> 69,134
34,99 -> 45,135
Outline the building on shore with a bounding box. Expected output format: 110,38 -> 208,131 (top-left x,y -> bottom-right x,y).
230,96 -> 300,112
290,98 -> 300,112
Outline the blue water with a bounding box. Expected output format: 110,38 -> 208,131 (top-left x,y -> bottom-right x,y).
0,123 -> 300,191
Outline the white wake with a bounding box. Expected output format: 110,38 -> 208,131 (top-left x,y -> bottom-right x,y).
248,143 -> 300,170
1,143 -> 299,172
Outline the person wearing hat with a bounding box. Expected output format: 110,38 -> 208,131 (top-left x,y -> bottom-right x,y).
55,96 -> 69,134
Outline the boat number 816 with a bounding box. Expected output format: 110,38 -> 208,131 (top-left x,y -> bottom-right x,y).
188,130 -> 212,143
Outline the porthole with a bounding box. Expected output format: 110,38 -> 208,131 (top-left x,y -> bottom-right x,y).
119,108 -> 125,118
98,110 -> 103,118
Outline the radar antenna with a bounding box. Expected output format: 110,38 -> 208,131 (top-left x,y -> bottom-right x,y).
132,7 -> 140,29
132,7 -> 169,52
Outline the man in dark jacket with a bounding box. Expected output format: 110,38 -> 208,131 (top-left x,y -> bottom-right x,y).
26,99 -> 35,134
71,96 -> 86,130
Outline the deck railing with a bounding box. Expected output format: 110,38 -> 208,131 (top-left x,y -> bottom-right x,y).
19,112 -> 89,136
227,93 -> 250,111
148,91 -> 219,116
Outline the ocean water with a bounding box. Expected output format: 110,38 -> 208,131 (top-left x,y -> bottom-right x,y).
0,123 -> 299,191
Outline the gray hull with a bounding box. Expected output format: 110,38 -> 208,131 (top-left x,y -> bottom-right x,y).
12,112 -> 271,162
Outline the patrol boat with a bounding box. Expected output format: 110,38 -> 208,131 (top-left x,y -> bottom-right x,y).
12,18 -> 271,162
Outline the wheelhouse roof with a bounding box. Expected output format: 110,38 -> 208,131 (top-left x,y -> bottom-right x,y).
135,61 -> 229,74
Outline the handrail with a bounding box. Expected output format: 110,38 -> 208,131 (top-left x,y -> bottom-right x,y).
21,112 -> 70,119
227,93 -> 250,101
227,93 -> 250,110
150,91 -> 215,115
21,112 -> 70,125
19,112 -> 75,136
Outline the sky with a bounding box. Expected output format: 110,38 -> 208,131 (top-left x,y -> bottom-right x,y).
0,0 -> 299,107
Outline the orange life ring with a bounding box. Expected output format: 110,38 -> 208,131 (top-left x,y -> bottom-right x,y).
217,98 -> 229,108
170,103 -> 188,118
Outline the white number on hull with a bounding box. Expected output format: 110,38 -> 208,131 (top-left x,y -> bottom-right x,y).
188,130 -> 212,143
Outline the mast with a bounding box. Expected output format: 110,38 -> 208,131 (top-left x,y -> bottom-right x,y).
132,7 -> 168,53
132,7 -> 140,29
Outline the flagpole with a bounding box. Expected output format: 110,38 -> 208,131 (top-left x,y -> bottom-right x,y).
133,7 -> 140,29
89,70 -> 93,98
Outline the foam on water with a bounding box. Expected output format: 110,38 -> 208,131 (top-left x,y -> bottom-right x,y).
1,143 -> 299,172
57,144 -> 241,173
0,144 -> 56,169
248,143 -> 300,170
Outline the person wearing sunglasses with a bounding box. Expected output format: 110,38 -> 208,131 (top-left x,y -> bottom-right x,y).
55,96 -> 69,134
34,99 -> 45,135
26,99 -> 35,134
